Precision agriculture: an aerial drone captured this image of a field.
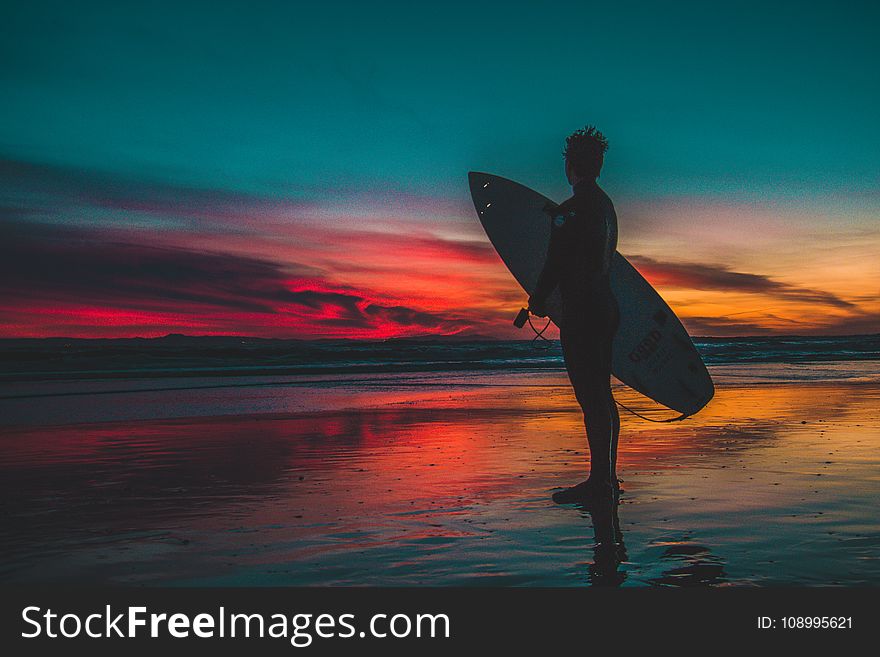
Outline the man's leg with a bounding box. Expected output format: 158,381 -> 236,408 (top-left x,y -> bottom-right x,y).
606,297 -> 621,488
554,328 -> 615,502
580,372 -> 614,490
609,384 -> 620,486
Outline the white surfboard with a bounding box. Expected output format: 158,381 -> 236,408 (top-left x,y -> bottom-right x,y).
469,172 -> 713,417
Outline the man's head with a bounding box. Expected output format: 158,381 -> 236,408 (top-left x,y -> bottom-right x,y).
563,126 -> 609,184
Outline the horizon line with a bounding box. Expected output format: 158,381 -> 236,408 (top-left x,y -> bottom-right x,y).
1,331 -> 878,343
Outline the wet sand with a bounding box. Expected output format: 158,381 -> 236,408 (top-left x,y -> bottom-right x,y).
1,366 -> 879,586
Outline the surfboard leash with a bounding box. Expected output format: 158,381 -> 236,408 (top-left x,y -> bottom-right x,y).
526,314 -> 553,346
523,312 -> 690,423
612,399 -> 690,423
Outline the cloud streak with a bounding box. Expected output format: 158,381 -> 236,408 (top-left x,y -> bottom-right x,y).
628,254 -> 856,310
0,219 -> 473,338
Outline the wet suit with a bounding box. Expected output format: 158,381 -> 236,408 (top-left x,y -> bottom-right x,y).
529,178 -> 620,501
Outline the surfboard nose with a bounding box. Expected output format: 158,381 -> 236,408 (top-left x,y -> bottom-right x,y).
467,171 -> 492,196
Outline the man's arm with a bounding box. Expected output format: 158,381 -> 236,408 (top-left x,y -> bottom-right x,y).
529,203 -> 566,316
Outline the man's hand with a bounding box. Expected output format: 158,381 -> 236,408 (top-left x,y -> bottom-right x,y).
541,201 -> 560,217
528,295 -> 548,318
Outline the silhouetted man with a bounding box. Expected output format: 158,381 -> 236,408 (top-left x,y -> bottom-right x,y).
529,126 -> 620,504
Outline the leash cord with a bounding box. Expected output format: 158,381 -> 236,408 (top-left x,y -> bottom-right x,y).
525,312 -> 689,423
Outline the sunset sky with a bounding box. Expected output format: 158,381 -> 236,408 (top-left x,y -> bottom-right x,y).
1,0 -> 878,339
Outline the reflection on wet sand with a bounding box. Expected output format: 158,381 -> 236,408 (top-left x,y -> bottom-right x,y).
0,371 -> 878,586
579,499 -> 628,587
573,496 -> 729,587
649,543 -> 727,587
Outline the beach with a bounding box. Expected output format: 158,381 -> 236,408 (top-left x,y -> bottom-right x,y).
2,337 -> 879,587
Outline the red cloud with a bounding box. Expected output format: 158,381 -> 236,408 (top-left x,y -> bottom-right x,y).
0,220 -> 477,339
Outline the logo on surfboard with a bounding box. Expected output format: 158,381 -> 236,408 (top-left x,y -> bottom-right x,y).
628,329 -> 663,363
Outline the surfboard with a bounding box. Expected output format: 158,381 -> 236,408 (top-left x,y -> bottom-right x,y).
468,171 -> 713,417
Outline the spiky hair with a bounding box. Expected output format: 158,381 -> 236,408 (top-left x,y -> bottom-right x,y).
563,126 -> 609,178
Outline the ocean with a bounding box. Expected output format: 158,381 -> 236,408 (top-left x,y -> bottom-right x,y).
3,333 -> 879,381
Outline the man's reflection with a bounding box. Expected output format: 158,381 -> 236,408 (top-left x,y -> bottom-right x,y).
579,496 -> 627,586
576,496 -> 728,587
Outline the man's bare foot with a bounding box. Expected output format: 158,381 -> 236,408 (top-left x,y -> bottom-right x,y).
552,478 -> 616,504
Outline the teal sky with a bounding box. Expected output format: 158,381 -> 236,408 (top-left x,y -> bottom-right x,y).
3,0 -> 878,202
